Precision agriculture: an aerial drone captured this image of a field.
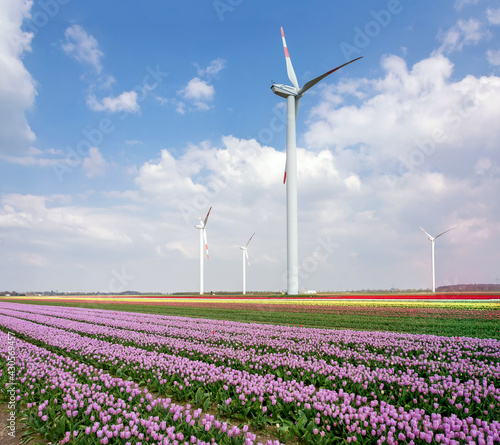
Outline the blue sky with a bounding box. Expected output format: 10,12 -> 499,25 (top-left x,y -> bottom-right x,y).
1,0 -> 500,293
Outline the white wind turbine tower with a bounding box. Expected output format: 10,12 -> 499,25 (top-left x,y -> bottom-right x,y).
237,233 -> 255,295
195,207 -> 212,295
271,27 -> 361,295
419,226 -> 454,293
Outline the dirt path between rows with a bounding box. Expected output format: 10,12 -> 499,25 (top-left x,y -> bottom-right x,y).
0,403 -> 48,445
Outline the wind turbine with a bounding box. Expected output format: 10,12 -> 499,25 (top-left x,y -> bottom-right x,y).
237,233 -> 255,295
195,207 -> 211,295
271,27 -> 362,295
419,226 -> 454,292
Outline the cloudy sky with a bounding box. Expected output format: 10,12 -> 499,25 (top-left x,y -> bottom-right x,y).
1,0 -> 499,293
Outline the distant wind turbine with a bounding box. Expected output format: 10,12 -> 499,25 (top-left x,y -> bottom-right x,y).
237,233 -> 255,295
271,27 -> 361,295
419,226 -> 454,292
195,207 -> 212,295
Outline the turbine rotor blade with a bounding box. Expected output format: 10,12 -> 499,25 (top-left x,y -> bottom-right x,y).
419,226 -> 433,239
281,27 -> 299,90
203,229 -> 209,259
246,232 -> 255,247
245,250 -> 250,267
298,56 -> 362,96
203,206 -> 212,227
283,166 -> 287,184
435,227 -> 454,239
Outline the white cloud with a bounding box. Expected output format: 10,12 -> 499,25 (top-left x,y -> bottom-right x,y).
474,157 -> 492,175
3,146 -> 61,166
156,96 -> 169,105
176,59 -> 225,113
196,58 -> 226,78
435,19 -> 486,54
87,90 -> 140,113
1,146 -> 83,168
0,193 -> 132,243
17,252 -> 49,267
62,24 -> 104,73
487,8 -> 500,25
125,140 -> 143,146
487,49 -> 500,65
178,77 -> 215,111
133,136 -> 365,242
60,26 -> 141,112
4,154 -> 59,167
82,147 -> 107,177
0,0 -> 36,154
344,174 -> 361,191
172,100 -> 186,114
454,0 -> 479,10
135,149 -> 205,200
164,241 -> 195,259
304,54 -> 500,168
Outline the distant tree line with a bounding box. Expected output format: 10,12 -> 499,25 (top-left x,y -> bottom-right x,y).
436,284 -> 500,292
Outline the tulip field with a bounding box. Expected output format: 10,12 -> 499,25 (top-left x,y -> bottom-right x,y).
1,301 -> 500,444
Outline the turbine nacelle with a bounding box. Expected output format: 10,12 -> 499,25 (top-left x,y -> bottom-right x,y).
195,207 -> 212,230
273,26 -> 362,105
237,233 -> 254,264
419,226 -> 454,242
271,83 -> 298,98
